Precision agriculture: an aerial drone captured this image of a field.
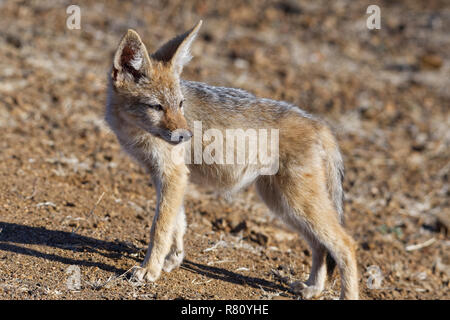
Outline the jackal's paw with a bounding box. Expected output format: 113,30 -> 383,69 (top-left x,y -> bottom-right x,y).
163,250 -> 184,272
290,281 -> 324,299
132,265 -> 161,282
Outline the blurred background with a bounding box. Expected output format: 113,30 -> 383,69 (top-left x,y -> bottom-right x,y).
0,0 -> 448,299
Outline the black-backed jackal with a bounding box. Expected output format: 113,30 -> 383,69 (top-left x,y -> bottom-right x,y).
106,21 -> 358,299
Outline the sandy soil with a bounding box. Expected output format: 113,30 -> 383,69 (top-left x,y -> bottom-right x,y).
0,0 -> 449,300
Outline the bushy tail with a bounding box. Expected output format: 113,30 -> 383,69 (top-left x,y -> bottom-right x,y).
320,127 -> 345,277
326,142 -> 345,226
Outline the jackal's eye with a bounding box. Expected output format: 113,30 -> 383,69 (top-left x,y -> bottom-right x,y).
179,100 -> 184,109
145,104 -> 163,111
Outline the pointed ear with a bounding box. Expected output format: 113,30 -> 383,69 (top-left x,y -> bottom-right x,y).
112,29 -> 151,85
152,20 -> 202,76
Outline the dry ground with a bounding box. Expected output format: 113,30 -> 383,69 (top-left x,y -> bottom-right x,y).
0,0 -> 449,299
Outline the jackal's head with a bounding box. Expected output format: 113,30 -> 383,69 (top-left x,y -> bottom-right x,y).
106,21 -> 202,145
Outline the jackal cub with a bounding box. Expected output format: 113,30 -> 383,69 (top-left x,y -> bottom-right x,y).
106,21 -> 358,299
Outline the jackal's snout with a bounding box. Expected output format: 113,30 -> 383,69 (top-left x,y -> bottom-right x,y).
160,107 -> 192,144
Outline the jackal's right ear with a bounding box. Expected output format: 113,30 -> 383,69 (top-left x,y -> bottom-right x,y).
152,21 -> 202,76
112,29 -> 151,85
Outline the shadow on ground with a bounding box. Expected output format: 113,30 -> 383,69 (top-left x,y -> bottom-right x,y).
181,259 -> 289,294
0,222 -> 139,274
0,222 -> 288,294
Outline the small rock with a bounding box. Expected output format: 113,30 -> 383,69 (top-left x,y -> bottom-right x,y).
272,295 -> 293,300
212,218 -> 227,231
420,54 -> 443,70
436,212 -> 449,235
361,241 -> 374,251
246,230 -> 269,246
274,1 -> 302,15
6,34 -> 22,48
201,216 -> 212,227
230,220 -> 247,234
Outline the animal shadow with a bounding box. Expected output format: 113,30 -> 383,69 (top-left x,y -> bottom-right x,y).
0,222 -> 140,274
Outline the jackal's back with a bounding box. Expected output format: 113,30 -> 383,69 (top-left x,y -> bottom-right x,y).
181,80 -> 315,129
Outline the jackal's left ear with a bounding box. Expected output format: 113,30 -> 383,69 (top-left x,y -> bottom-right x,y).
112,29 -> 152,84
152,21 -> 202,76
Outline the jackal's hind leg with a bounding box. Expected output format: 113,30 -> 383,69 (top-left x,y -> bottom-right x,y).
255,168 -> 358,300
291,240 -> 328,299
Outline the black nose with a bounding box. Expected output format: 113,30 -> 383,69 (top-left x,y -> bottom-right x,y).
172,130 -> 192,144
179,130 -> 192,142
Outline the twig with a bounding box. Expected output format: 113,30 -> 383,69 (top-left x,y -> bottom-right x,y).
91,265 -> 138,290
207,259 -> 234,266
203,235 -> 226,252
71,192 -> 105,234
25,178 -> 38,200
235,267 -> 250,272
405,238 -> 436,251
88,191 -> 106,220
36,201 -> 57,208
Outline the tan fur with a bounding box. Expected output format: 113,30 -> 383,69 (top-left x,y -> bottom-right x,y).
105,21 -> 359,299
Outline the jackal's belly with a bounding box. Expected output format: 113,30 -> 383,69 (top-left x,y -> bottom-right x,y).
187,162 -> 274,193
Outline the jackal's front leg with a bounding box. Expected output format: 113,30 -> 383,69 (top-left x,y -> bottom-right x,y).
133,165 -> 188,282
163,206 -> 186,272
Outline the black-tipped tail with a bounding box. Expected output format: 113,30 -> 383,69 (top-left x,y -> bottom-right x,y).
326,252 -> 337,279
